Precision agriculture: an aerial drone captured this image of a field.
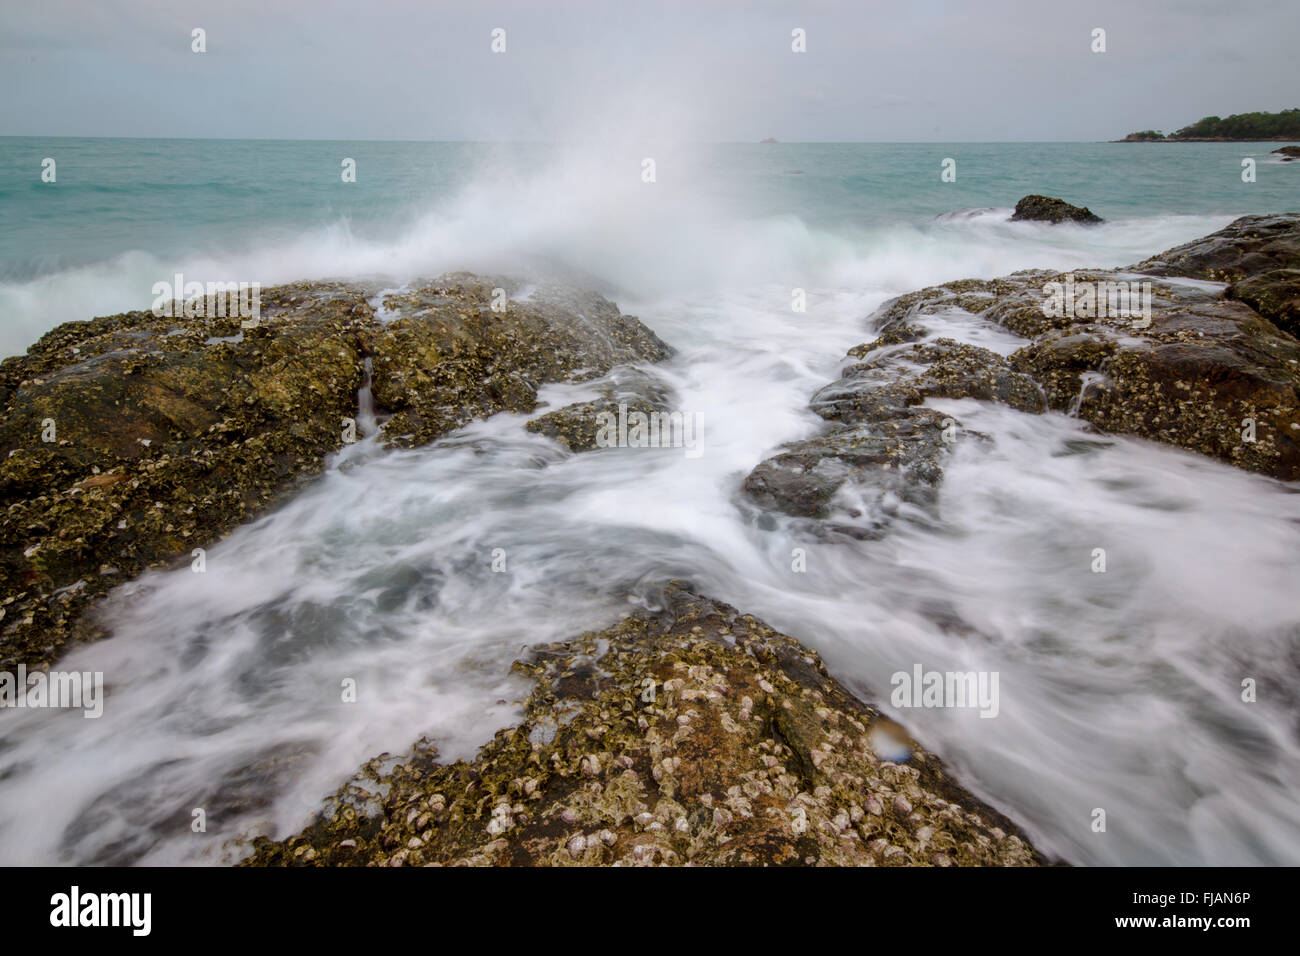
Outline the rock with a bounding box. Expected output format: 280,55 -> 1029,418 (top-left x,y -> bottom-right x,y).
1227,269 -> 1300,337
840,264 -> 1300,481
1126,211 -> 1300,336
1273,146 -> 1300,159
742,334 -> 1041,532
0,273 -> 674,672
0,282 -> 379,672
369,275 -> 672,448
241,584 -> 1046,867
1128,212 -> 1300,283
1009,195 -> 1103,225
836,338 -> 1045,415
743,216 -> 1300,530
525,366 -> 677,453
743,412 -> 951,529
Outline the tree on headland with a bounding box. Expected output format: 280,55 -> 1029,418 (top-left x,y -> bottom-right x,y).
1121,108 -> 1300,141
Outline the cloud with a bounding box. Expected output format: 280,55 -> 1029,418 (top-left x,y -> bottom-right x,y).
0,0 -> 1295,141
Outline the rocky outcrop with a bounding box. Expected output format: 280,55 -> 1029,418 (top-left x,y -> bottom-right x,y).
743,327 -> 1045,531
0,275 -> 675,671
744,215 -> 1300,530
243,585 -> 1045,867
1009,195 -> 1103,225
1273,146 -> 1300,160
1228,270 -> 1300,338
370,275 -> 672,448
0,283 -> 378,671
1129,212 -> 1300,335
1130,213 -> 1300,282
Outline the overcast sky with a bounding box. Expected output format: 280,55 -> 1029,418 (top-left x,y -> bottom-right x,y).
1,0 -> 1295,142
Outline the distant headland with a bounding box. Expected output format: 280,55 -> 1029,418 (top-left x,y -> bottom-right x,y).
1115,108 -> 1300,142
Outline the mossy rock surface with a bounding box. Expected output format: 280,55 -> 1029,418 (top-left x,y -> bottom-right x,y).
370,275 -> 673,448
0,274 -> 675,671
243,584 -> 1046,867
0,282 -> 378,671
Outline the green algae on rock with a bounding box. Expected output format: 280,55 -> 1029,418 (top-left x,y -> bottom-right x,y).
242,585 -> 1045,867
0,274 -> 676,672
0,282 -> 379,672
370,275 -> 673,448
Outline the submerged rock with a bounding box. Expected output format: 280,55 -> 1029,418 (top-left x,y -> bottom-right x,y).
743,413 -> 951,533
1009,194 -> 1103,225
243,584 -> 1045,867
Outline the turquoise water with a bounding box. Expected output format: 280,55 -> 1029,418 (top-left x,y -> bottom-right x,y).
1,138 -> 1297,357
2,138 -> 1295,278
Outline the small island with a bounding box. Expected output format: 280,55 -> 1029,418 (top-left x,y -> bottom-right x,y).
1116,107 -> 1300,141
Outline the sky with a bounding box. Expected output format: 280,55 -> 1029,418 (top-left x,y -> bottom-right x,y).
0,0 -> 1296,142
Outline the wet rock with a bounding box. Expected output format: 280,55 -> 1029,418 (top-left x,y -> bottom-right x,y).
0,273 -> 675,671
745,217 -> 1300,529
1128,213 -> 1300,283
743,413 -> 952,532
242,584 -> 1046,867
1273,146 -> 1300,160
526,366 -> 677,453
1009,195 -> 1103,225
1008,332 -> 1120,410
0,282 -> 380,671
1226,269 -> 1300,336
743,334 -> 1039,530
827,260 -> 1300,480
370,275 -> 672,448
843,339 -> 1045,415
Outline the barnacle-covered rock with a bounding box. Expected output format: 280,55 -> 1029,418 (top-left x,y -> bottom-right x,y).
243,584 -> 1046,867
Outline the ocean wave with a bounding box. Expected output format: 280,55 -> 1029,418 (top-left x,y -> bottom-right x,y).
0,137 -> 1239,356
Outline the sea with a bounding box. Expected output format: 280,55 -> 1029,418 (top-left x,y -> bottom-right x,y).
0,137 -> 1297,865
